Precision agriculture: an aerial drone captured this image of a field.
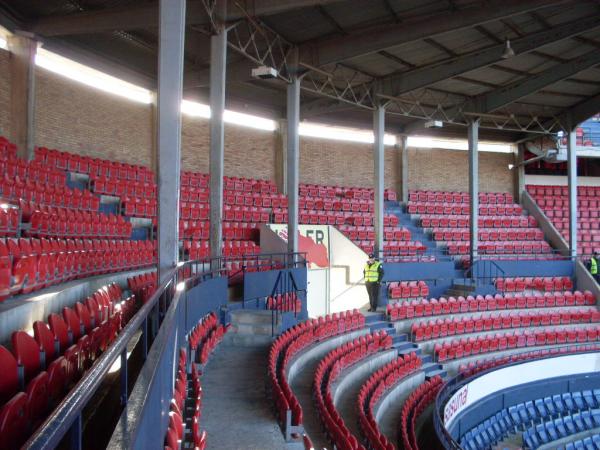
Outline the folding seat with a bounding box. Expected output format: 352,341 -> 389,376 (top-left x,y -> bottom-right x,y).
0,392 -> 29,450
48,313 -> 72,351
12,330 -> 44,383
25,371 -> 49,427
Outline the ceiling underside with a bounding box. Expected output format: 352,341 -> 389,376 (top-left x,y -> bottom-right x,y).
1,0 -> 600,141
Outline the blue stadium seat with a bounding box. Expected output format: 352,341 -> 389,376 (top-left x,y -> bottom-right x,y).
582,390 -> 596,409
572,391 -> 585,410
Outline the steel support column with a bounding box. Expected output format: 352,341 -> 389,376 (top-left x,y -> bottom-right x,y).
8,33 -> 37,160
400,135 -> 409,204
468,119 -> 479,267
286,77 -> 300,256
567,129 -> 578,258
209,17 -> 227,260
157,0 -> 185,282
373,105 -> 385,258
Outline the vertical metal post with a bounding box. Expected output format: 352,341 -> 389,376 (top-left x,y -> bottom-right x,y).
69,414 -> 82,450
276,119 -> 288,195
157,0 -> 185,283
468,119 -> 479,269
514,145 -> 525,203
8,33 -> 37,160
400,135 -> 409,204
567,129 -> 578,258
287,76 -> 300,257
141,317 -> 148,359
209,7 -> 227,261
373,105 -> 385,258
120,349 -> 128,405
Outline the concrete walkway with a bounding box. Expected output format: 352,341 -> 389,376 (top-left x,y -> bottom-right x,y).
201,343 -> 301,450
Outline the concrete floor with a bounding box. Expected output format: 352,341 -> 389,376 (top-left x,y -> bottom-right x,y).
201,343 -> 301,450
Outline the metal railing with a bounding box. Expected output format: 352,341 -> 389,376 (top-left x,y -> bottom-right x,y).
433,345 -> 600,449
24,252 -> 305,450
463,259 -> 505,286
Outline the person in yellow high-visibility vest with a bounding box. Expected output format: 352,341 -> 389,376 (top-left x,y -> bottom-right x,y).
591,252 -> 599,282
364,253 -> 384,312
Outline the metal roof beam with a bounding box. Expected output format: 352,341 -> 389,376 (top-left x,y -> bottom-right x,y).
377,14 -> 600,97
300,0 -> 571,67
468,49 -> 600,114
558,91 -> 600,130
28,0 -> 346,36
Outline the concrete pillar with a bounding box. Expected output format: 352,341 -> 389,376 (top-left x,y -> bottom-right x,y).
275,119 -> 288,195
286,78 -> 300,256
400,135 -> 409,204
567,129 -> 578,258
468,119 -> 479,267
209,12 -> 227,260
157,0 -> 186,281
373,105 -> 385,258
149,94 -> 158,175
8,33 -> 37,160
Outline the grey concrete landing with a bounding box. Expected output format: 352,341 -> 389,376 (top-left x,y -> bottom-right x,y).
201,344 -> 300,450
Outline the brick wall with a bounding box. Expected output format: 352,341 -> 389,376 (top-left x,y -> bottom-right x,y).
0,48 -> 516,195
407,147 -> 514,194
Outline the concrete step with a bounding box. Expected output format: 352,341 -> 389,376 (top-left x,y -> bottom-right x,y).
229,322 -> 276,335
369,321 -> 396,332
365,312 -> 386,323
392,334 -> 407,344
422,362 -> 444,374
229,309 -> 280,325
420,354 -> 433,364
425,367 -> 447,379
221,332 -> 274,347
397,343 -> 420,353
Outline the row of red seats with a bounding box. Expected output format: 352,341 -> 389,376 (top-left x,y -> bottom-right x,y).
165,348 -> 207,450
388,281 -> 429,299
0,237 -> 155,301
267,310 -> 366,432
447,240 -> 553,255
180,222 -> 259,241
0,137 -> 17,160
184,240 -> 260,260
224,176 -> 278,194
0,206 -> 18,237
420,215 -> 537,229
533,198 -> 600,209
298,184 -> 396,200
458,343 -> 600,378
188,312 -> 228,365
432,228 -> 544,242
1,160 -> 67,186
357,353 -> 422,450
35,147 -> 154,183
0,283 -> 135,449
527,185 -> 600,197
544,208 -> 600,219
128,271 -> 157,303
550,218 -> 600,230
408,203 -> 522,216
314,331 -> 393,450
357,241 -> 426,256
387,291 -> 596,321
224,192 -> 286,207
494,276 -> 573,292
2,179 -> 99,211
409,190 -> 513,204
411,308 -> 600,342
339,225 -> 411,242
91,177 -> 156,199
28,210 -> 132,239
121,196 -> 157,218
299,198 -> 374,212
399,376 -> 444,450
434,326 -> 600,362
267,292 -> 301,313
181,171 -> 209,188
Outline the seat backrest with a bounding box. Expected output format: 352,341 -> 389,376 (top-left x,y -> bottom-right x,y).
0,392 -> 28,450
48,313 -> 71,350
0,346 -> 19,405
63,307 -> 82,341
33,320 -> 56,363
11,331 -> 42,382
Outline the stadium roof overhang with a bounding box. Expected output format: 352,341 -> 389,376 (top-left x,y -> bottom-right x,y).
2,0 -> 600,142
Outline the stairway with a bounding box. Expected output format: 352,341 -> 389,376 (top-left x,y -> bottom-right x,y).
222,309 -> 278,347
385,200 -> 450,261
